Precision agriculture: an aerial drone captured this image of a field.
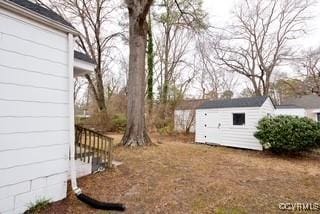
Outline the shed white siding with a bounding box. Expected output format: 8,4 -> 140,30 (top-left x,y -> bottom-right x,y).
0,8 -> 70,213
174,110 -> 195,133
260,98 -> 275,117
195,98 -> 274,151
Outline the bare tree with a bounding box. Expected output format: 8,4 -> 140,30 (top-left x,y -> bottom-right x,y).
196,38 -> 237,99
301,47 -> 320,95
74,77 -> 87,102
154,0 -> 207,113
40,0 -> 124,111
214,0 -> 313,96
155,31 -> 193,96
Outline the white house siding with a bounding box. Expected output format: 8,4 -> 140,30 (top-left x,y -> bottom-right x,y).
196,99 -> 274,151
305,109 -> 320,122
0,9 -> 69,213
274,108 -> 306,117
174,110 -> 195,133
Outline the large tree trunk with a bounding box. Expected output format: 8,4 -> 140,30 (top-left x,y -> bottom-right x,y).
122,0 -> 152,146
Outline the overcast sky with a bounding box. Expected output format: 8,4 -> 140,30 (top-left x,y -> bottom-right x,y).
203,0 -> 320,49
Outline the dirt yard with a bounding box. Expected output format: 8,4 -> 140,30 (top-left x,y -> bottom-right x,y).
42,134 -> 320,214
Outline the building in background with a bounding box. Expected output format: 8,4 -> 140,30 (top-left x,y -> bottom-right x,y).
283,94 -> 320,122
174,99 -> 206,133
274,105 -> 306,117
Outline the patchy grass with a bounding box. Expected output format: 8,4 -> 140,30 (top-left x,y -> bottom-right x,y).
215,207 -> 246,214
42,134 -> 320,213
25,198 -> 51,214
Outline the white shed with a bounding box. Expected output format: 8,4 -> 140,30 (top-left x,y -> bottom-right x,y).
195,96 -> 275,151
0,0 -> 94,213
274,105 -> 306,117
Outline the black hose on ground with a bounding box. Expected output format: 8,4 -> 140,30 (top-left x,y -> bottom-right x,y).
76,193 -> 126,211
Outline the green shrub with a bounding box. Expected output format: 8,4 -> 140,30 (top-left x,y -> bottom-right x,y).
158,123 -> 174,135
111,114 -> 127,132
254,115 -> 320,154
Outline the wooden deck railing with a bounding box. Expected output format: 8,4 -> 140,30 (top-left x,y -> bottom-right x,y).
75,125 -> 113,168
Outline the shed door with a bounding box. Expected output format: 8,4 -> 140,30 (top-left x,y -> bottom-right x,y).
204,112 -> 222,144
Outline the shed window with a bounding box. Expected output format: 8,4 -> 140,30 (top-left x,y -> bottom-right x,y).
233,113 -> 245,125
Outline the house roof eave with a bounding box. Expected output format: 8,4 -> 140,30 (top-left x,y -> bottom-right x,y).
0,0 -> 79,35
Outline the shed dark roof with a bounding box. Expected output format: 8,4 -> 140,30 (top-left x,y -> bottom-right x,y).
74,51 -> 96,64
175,99 -> 206,110
7,0 -> 75,29
197,96 -> 269,109
283,94 -> 320,109
276,104 -> 303,109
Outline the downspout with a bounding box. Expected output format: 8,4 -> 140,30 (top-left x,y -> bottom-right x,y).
67,33 -> 125,211
67,33 -> 80,193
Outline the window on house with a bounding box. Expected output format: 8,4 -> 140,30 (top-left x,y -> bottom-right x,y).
233,113 -> 245,125
317,113 -> 320,122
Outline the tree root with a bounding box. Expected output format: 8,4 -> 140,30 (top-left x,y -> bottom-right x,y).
121,129 -> 153,147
